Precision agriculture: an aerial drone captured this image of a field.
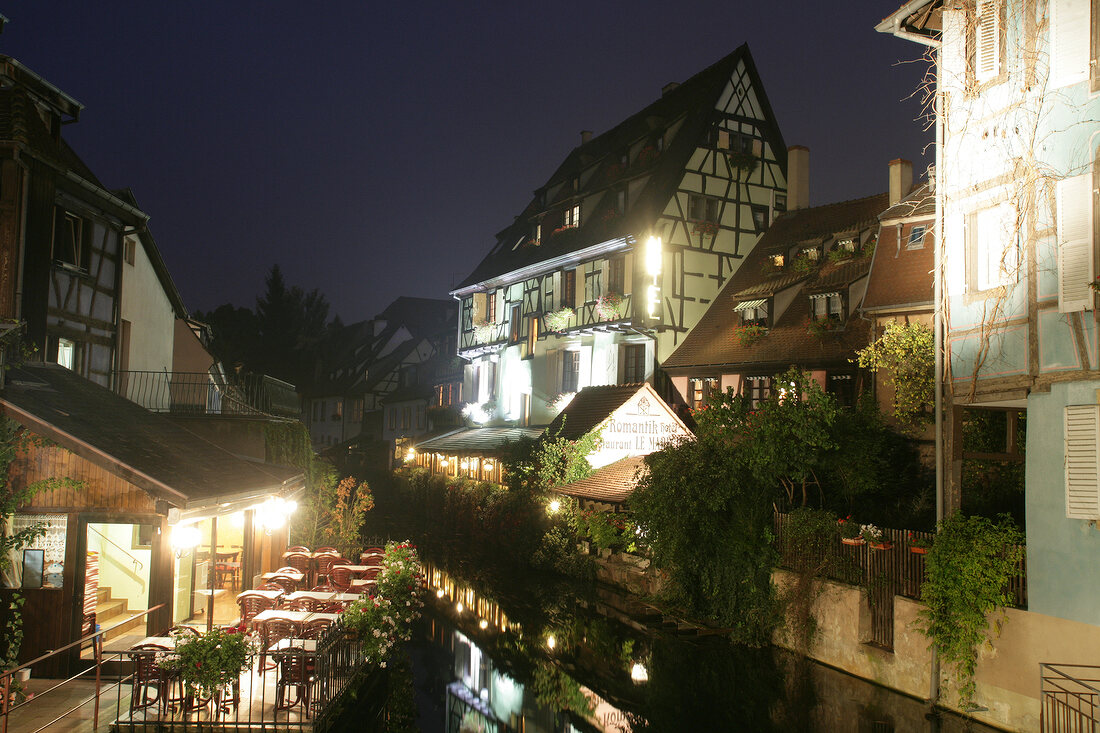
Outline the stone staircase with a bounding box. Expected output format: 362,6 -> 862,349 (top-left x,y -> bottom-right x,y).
95,586 -> 146,643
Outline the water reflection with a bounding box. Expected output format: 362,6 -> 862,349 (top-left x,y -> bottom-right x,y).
407,559 -> 1000,733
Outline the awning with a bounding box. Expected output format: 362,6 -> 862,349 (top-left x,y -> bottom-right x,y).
734,299 -> 766,311
810,291 -> 840,300
415,426 -> 544,455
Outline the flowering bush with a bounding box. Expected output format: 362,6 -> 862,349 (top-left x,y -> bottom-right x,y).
595,292 -> 626,321
636,145 -> 659,166
341,541 -> 424,667
473,323 -> 497,343
165,626 -> 256,699
544,307 -> 574,333
693,220 -> 719,237
859,524 -> 884,544
908,531 -> 933,550
804,316 -> 841,338
837,516 -> 860,540
734,324 -> 767,346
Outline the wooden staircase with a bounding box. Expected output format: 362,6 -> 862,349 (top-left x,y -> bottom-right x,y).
96,586 -> 146,643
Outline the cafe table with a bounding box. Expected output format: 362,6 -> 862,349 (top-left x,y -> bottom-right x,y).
261,569 -> 305,582
349,578 -> 376,592
236,588 -> 284,602
282,590 -> 360,604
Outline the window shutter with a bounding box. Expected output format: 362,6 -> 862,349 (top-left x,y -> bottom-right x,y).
975,0 -> 1000,82
1065,405 -> 1100,519
1057,173 -> 1094,313
472,293 -> 486,324
942,10 -> 967,90
622,252 -> 634,297
1052,0 -> 1090,88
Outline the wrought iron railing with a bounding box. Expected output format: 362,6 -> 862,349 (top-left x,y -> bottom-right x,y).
114,371 -> 300,419
1040,663 -> 1100,732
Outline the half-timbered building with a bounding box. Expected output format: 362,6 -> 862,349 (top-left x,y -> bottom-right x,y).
662,163 -> 889,407
451,45 -> 788,435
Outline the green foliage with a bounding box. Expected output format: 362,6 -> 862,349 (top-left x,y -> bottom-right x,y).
632,431 -> 778,645
384,648 -> 418,733
855,321 -> 935,429
791,252 -> 815,275
779,508 -> 845,654
166,627 -> 255,699
915,513 -> 1024,708
960,409 -> 1026,525
327,476 -> 375,558
575,510 -> 636,552
530,661 -> 594,716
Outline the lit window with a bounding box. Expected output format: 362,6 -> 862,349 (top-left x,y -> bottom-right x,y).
736,300 -> 768,328
689,378 -> 710,408
811,292 -> 844,322
836,238 -> 857,254
57,338 -> 75,370
563,204 -> 581,228
907,226 -> 927,250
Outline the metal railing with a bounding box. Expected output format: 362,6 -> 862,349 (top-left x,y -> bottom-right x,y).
114,371 -> 300,419
88,525 -> 143,574
1041,663 -> 1100,732
0,605 -> 383,733
0,604 -> 165,733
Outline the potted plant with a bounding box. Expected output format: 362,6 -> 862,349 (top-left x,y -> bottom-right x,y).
693,220 -> 719,237
727,150 -> 758,176
473,322 -> 496,343
168,626 -> 256,702
544,307 -> 574,333
861,524 -> 891,551
838,516 -> 863,546
595,292 -> 626,321
908,531 -> 933,555
734,324 -> 767,346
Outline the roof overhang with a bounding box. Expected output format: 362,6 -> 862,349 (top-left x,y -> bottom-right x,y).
875,0 -> 941,46
451,236 -> 634,297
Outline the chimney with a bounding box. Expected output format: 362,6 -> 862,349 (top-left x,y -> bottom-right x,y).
889,158 -> 913,205
580,130 -> 592,145
662,82 -> 680,96
787,146 -> 809,210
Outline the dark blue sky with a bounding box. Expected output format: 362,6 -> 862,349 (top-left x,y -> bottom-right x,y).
0,1 -> 930,323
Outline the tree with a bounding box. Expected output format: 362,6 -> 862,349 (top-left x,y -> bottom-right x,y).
855,321 -> 934,430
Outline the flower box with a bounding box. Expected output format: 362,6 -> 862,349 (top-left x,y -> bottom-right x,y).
909,545 -> 928,555
841,537 -> 865,547
595,292 -> 627,321
869,541 -> 893,551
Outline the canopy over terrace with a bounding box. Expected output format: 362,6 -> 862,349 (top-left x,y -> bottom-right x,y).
409,426 -> 543,483
0,363 -> 305,670
555,455 -> 649,511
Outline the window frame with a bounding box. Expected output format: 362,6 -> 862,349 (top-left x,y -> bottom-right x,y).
968,202 -> 1019,294
750,204 -> 770,233
561,350 -> 580,394
622,343 -> 646,383
906,225 -> 927,250
608,256 -> 625,295
688,194 -> 719,223
52,208 -> 89,271
562,270 -> 576,309
970,0 -> 1006,87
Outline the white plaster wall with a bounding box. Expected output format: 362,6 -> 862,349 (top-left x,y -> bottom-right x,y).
88,522 -> 151,611
120,234 -> 175,374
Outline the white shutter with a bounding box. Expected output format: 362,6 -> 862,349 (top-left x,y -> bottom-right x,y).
947,212 -> 966,296
623,252 -> 634,297
1051,0 -> 1090,88
1057,173 -> 1094,313
942,10 -> 968,90
1065,405 -> 1100,519
975,0 -> 1000,83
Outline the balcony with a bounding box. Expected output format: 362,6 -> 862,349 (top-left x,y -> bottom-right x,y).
114,371 -> 299,419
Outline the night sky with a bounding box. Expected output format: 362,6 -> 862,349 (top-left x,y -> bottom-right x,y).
0,1 -> 930,324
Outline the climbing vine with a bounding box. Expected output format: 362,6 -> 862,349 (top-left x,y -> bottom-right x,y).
855,321 -> 934,430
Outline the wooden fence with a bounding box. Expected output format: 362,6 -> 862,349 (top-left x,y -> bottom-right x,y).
772,512 -> 1027,650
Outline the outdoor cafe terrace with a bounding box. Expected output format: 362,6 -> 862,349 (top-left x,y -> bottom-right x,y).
0,545 -> 397,733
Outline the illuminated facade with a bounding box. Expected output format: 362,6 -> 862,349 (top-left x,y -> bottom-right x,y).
451,45 -> 788,430
880,0 -> 1100,639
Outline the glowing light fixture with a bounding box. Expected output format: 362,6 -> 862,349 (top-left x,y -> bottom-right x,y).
645,236 -> 662,276
631,663 -> 649,683
647,284 -> 661,317
548,499 -> 561,513
546,635 -> 556,650
436,588 -> 445,598
479,619 -> 489,630
484,461 -> 495,471
456,602 -> 464,613
405,449 -> 416,462
170,524 -> 201,557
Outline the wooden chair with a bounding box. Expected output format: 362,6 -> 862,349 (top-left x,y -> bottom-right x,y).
128,643 -> 174,715
258,618 -> 298,671
310,584 -> 338,593
301,618 -> 332,640
287,545 -> 311,553
257,581 -> 284,592
269,575 -> 298,594
237,592 -> 275,626
314,546 -> 338,554
331,566 -> 353,592
359,552 -> 384,565
274,646 -> 312,716
362,546 -> 384,555
319,602 -> 345,614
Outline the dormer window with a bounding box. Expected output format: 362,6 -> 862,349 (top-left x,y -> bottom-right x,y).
735,299 -> 768,328
836,237 -> 858,254
769,254 -> 785,269
564,204 -> 581,228
811,292 -> 844,322
801,247 -> 820,262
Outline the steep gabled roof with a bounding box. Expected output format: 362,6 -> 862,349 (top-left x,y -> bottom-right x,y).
545,384 -> 648,440
1,364 -> 302,509
664,193 -> 887,372
414,426 -> 543,456
455,44 -> 786,291
863,184 -> 935,313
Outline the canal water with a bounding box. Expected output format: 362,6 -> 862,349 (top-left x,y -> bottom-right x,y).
390,555 -> 1005,733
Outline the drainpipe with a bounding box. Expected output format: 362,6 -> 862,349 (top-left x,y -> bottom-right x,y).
931,40 -> 946,708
